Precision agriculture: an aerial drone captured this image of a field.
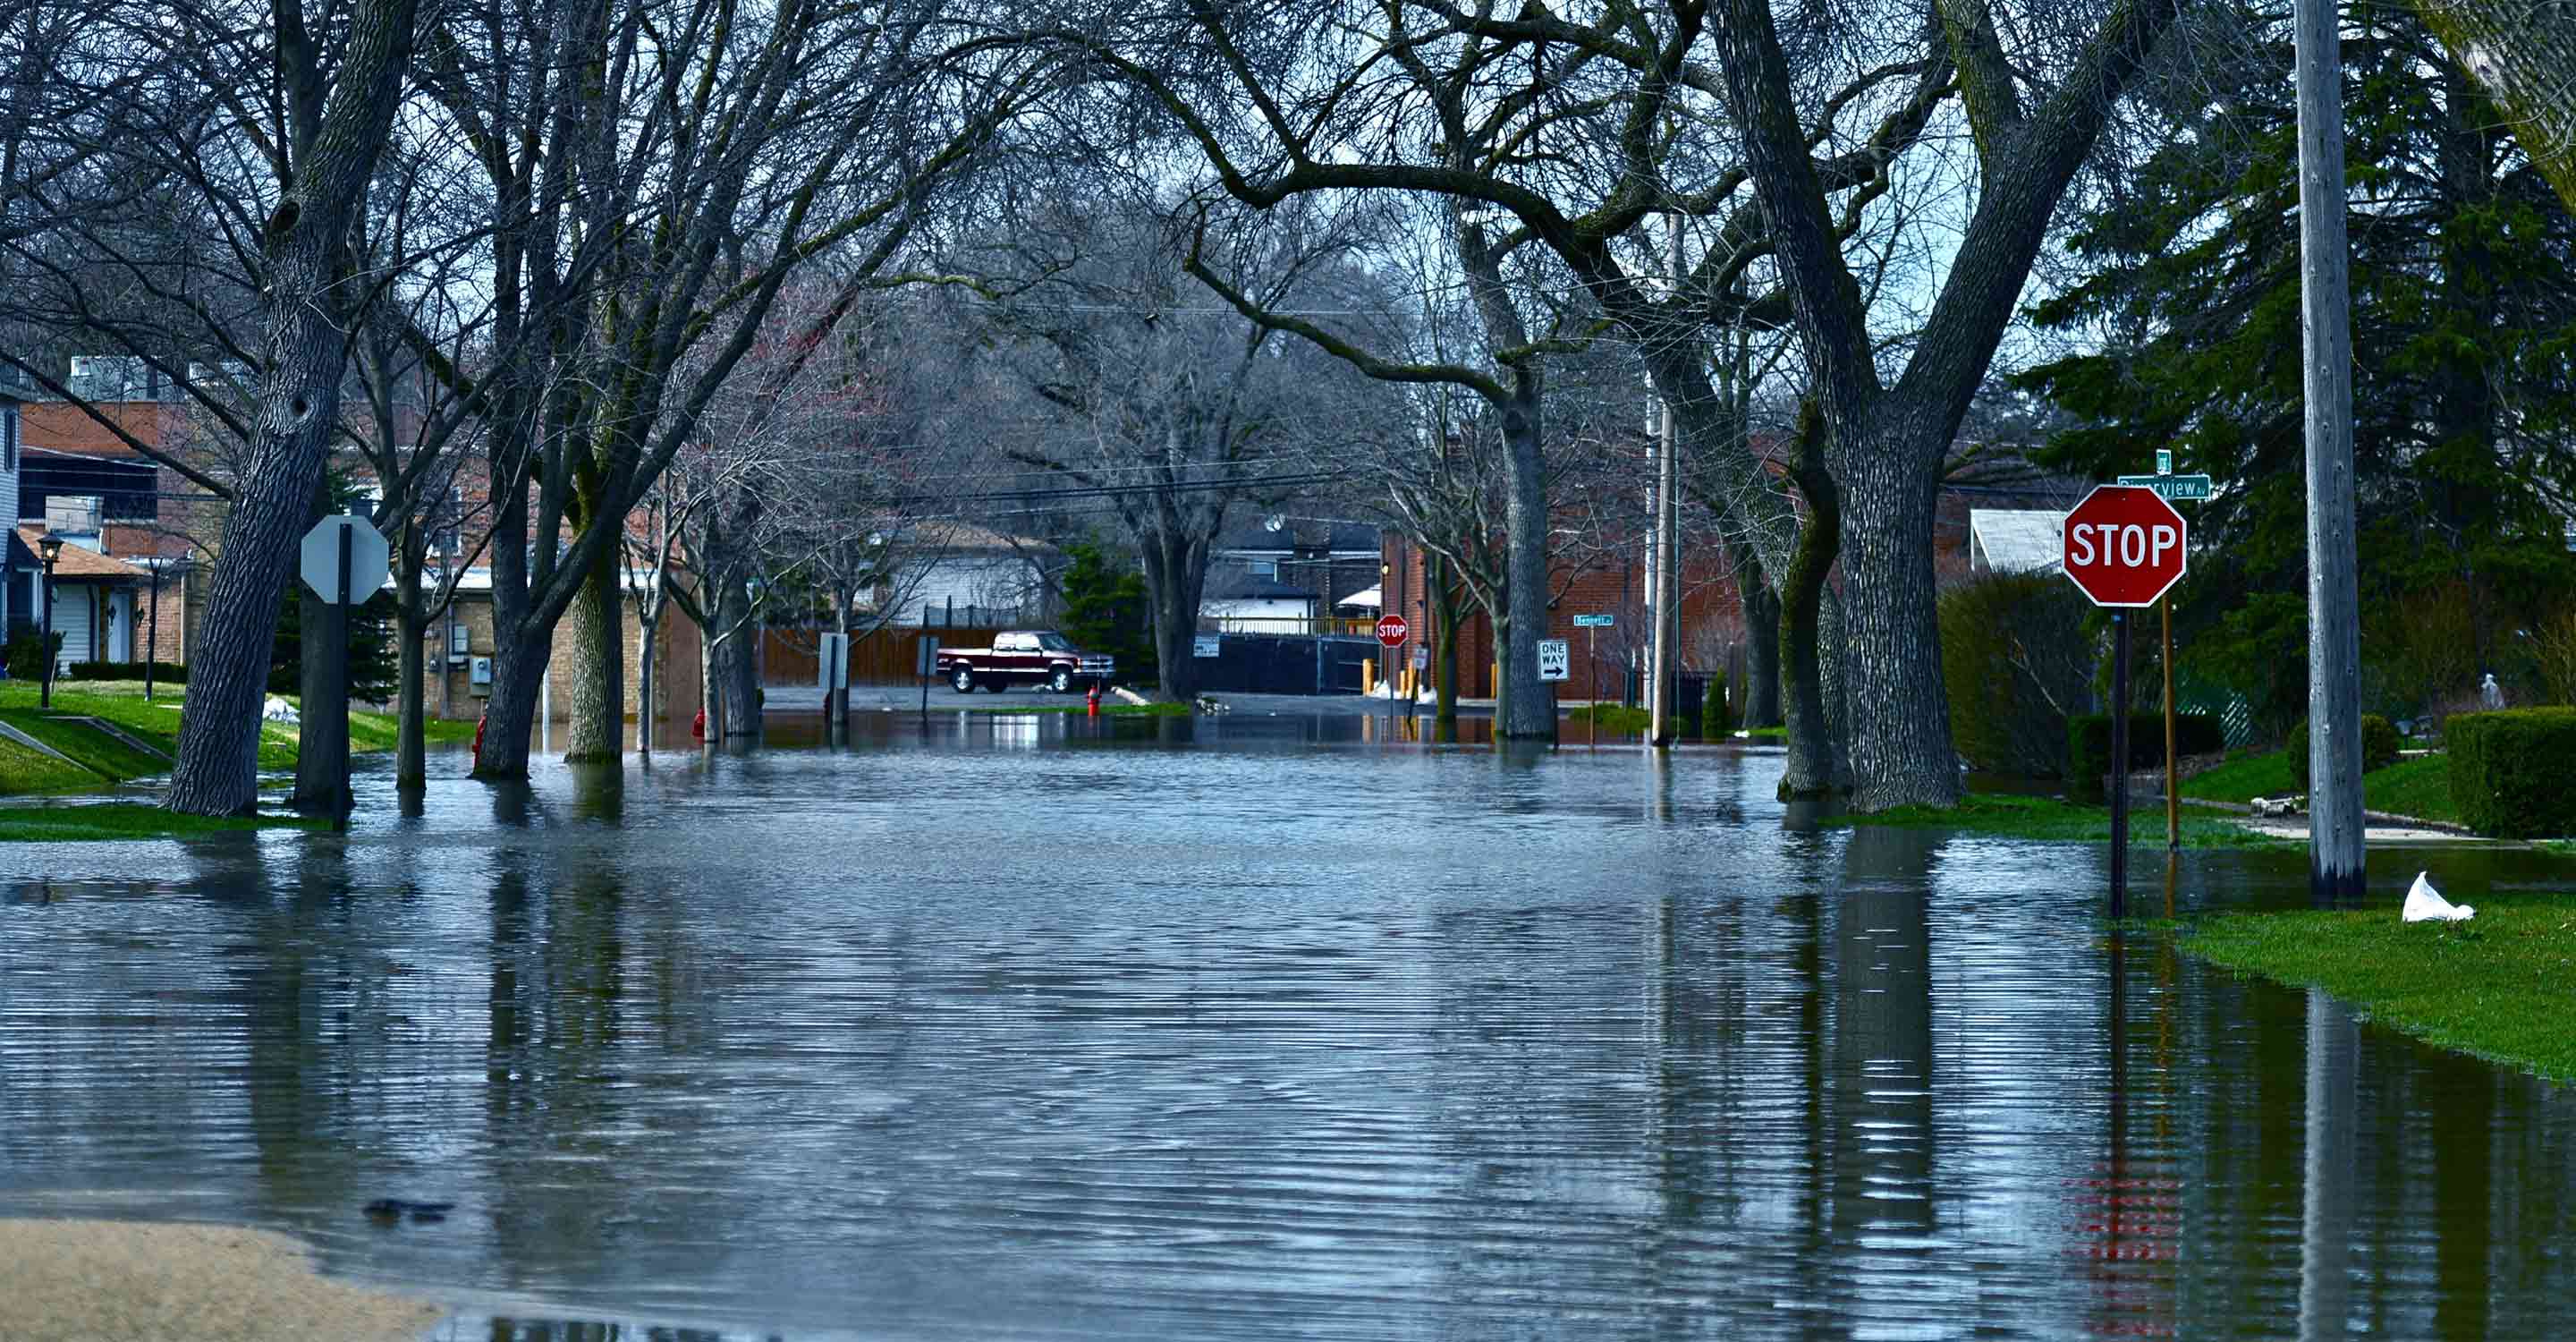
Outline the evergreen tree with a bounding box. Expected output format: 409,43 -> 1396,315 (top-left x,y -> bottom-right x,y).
2021,1 -> 2576,727
1057,539 -> 1157,690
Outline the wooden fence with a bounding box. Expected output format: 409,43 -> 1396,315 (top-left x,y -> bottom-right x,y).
761,625 -> 1010,686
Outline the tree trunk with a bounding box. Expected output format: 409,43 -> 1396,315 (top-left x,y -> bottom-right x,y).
2408,0 -> 2576,214
711,581 -> 760,736
563,539 -> 623,765
1496,378 -> 1553,742
1779,414 -> 1844,799
474,630 -> 544,778
1837,429 -> 1955,810
1431,557 -> 1461,738
1139,529 -> 1209,702
291,582 -> 351,812
698,594 -> 721,743
1738,546 -> 1783,729
636,595 -> 658,754
163,0 -> 420,816
394,557 -> 426,788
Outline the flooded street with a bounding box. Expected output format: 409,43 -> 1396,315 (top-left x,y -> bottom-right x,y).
4,715 -> 2572,1339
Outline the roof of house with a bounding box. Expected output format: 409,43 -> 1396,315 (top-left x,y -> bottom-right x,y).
1202,570 -> 1318,602
894,521 -> 1056,555
1969,509 -> 2069,575
17,526 -> 150,582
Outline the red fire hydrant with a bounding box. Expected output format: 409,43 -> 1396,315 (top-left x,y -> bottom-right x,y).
691,707 -> 707,741
1087,682 -> 1103,717
471,710 -> 487,769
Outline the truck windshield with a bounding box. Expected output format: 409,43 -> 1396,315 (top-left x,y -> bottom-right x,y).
1037,633 -> 1073,652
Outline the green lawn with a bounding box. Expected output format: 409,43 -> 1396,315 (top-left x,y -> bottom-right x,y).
2364,752 -> 2454,824
1829,792 -> 2288,848
2183,890 -> 2576,1079
2179,749 -> 2295,803
0,736 -> 111,794
2178,746 -> 2456,824
0,680 -> 470,795
0,803 -> 325,843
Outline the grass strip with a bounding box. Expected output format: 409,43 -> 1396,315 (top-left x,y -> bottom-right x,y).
1827,792 -> 2289,849
2182,891 -> 2576,1080
957,701 -> 1192,717
0,803 -> 326,843
2363,752 -> 2454,824
0,682 -> 473,794
0,737 -> 109,794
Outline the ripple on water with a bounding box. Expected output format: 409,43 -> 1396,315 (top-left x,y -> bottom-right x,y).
4,730 -> 2573,1339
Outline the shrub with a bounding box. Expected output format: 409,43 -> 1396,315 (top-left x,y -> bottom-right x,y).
2446,709 -> 2576,837
2066,711 -> 2226,804
4,628 -> 64,681
2285,714 -> 2400,795
1940,573 -> 2094,775
65,660 -> 188,684
1702,671 -> 1732,739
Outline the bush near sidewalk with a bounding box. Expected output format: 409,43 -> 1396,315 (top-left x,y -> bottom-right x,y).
2286,714 -> 2400,795
2066,712 -> 2224,804
2446,709 -> 2576,837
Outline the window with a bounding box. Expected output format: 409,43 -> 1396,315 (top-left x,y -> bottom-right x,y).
1248,558 -> 1278,580
1038,633 -> 1072,652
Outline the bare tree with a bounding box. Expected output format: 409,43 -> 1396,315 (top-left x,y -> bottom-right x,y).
962,196 -> 1387,701
405,0 -> 1057,777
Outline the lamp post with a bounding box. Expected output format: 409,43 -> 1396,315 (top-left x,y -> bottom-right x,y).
36,532 -> 63,709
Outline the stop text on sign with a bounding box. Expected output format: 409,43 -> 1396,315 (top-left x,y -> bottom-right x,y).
2061,484 -> 2189,608
2066,520 -> 2180,570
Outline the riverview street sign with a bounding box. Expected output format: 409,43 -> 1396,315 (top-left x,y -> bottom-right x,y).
299,514 -> 389,602
1572,613 -> 1614,627
2115,472 -> 2215,501
2063,485 -> 2189,607
1375,615 -> 1410,647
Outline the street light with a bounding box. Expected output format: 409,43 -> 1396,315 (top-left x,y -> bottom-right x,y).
35,532 -> 63,709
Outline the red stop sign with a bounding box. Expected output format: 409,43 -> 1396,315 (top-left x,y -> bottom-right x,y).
1375,614 -> 1410,647
2062,485 -> 2188,607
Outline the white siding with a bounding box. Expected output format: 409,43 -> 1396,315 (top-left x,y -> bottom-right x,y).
894,556 -> 1046,625
51,584 -> 92,670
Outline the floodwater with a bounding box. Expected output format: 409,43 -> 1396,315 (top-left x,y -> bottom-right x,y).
4,712 -> 2572,1340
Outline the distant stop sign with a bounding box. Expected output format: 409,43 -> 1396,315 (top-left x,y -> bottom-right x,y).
1375,614 -> 1410,647
2062,485 -> 2188,607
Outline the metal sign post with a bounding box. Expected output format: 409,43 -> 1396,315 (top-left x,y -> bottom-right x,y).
296,514 -> 389,830
916,635 -> 939,719
2062,486 -> 2189,919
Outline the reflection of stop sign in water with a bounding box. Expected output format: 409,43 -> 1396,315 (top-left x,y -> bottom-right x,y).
2062,485 -> 2188,607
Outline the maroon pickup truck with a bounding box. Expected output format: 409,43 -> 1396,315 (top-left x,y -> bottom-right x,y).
934,630 -> 1115,693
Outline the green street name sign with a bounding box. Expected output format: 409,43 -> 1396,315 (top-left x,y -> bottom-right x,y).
2116,473 -> 2214,501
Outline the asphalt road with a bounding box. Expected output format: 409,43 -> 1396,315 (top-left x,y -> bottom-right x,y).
763,684 -> 1475,717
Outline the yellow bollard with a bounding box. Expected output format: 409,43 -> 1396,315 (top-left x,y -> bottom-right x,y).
1362,657 -> 1377,695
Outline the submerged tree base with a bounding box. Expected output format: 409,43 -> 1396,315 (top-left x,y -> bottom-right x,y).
2182,891 -> 2576,1080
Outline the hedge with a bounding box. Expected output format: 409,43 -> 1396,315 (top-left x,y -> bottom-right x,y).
2446,709 -> 2576,838
2285,714 -> 2399,796
66,660 -> 188,684
1702,671 -> 1732,740
2067,711 -> 2225,804
4,629 -> 62,681
1941,573 -> 2093,775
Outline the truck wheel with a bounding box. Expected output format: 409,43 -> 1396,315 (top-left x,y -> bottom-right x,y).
951,667 -> 975,694
1049,667 -> 1073,693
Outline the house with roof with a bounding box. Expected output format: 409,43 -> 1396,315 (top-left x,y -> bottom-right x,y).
16,518 -> 148,673
1201,516 -> 1383,633
869,522 -> 1061,627
1967,508 -> 2072,576
0,369 -> 24,635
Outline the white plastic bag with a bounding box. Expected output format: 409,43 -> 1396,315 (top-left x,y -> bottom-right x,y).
2402,871 -> 2474,923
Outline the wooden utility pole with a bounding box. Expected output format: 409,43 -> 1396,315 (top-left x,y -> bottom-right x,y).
1648,211 -> 1682,749
2296,0 -> 2366,903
